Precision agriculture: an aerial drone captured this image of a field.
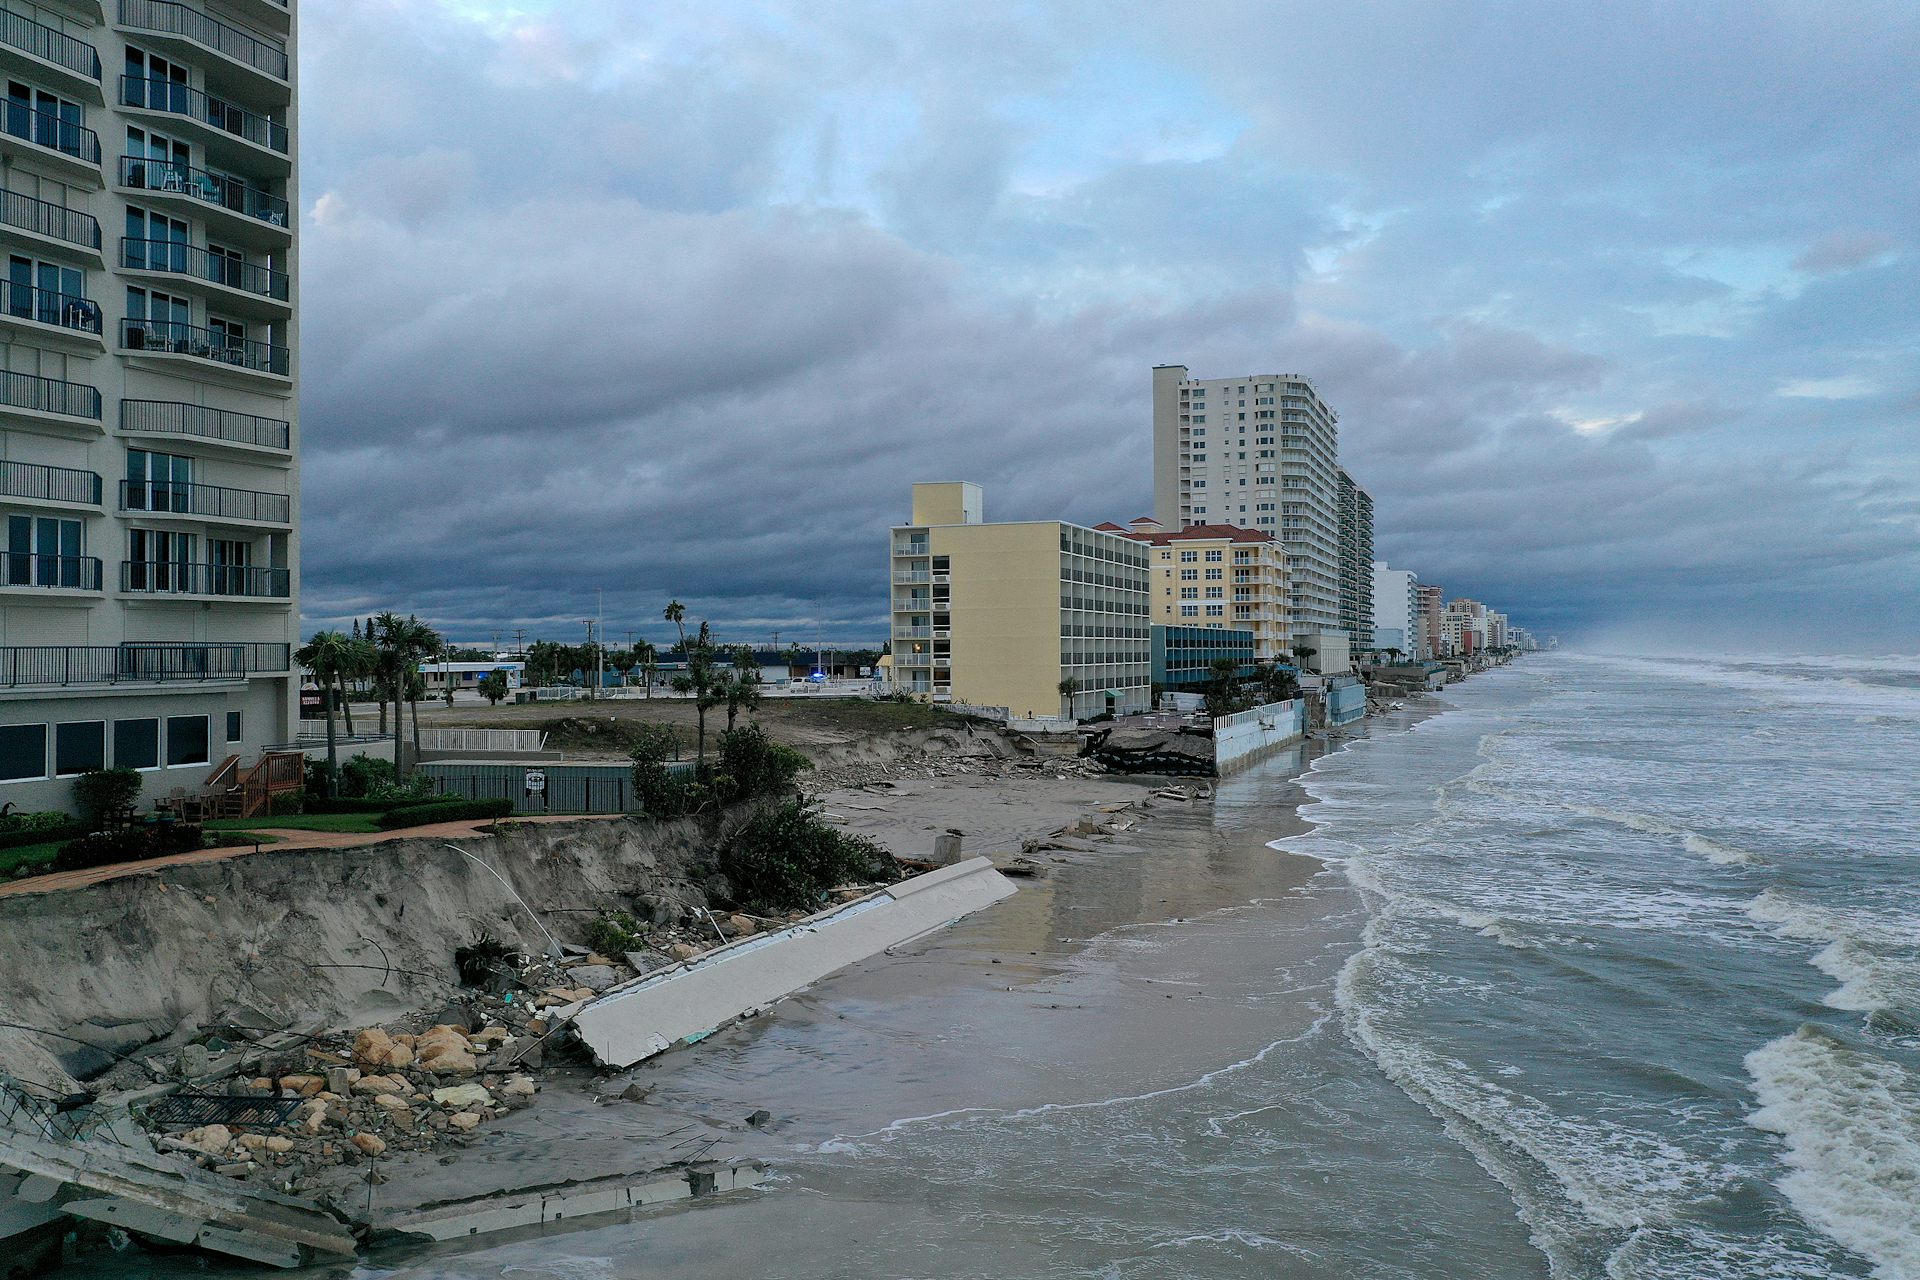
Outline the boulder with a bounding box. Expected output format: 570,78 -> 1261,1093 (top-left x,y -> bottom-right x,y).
174,1044 -> 211,1080
350,1073 -> 409,1097
351,1133 -> 386,1157
371,1093 -> 412,1116
352,1028 -> 398,1070
278,1074 -> 325,1097
324,1067 -> 356,1095
416,1026 -> 478,1075
264,1136 -> 294,1154
447,1111 -> 482,1132
471,1025 -> 511,1047
565,965 -> 620,993
293,1099 -> 328,1135
177,1124 -> 231,1157
431,1084 -> 492,1110
725,915 -> 758,938
667,943 -> 702,962
499,1074 -> 536,1098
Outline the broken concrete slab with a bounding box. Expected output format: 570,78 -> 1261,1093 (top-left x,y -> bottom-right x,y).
571,858 -> 1016,1069
379,1159 -> 765,1242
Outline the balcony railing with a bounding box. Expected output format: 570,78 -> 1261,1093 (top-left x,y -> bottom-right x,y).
121,318 -> 288,375
0,641 -> 289,686
0,185 -> 100,250
121,478 -> 289,523
119,155 -> 288,228
119,75 -> 287,154
120,560 -> 288,597
121,398 -> 288,449
0,368 -> 99,419
1,6 -> 101,78
892,569 -> 930,583
1,281 -> 102,334
3,552 -> 101,589
894,626 -> 931,639
0,99 -> 99,163
0,459 -> 101,504
893,652 -> 932,667
118,0 -> 288,81
121,237 -> 288,300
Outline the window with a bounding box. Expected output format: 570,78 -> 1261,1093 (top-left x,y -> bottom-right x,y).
1180,587 -> 1198,600
1180,605 -> 1199,617
126,448 -> 192,512
1205,550 -> 1224,562
7,513 -> 85,587
166,714 -> 209,767
55,721 -> 105,776
0,723 -> 47,781
127,527 -> 194,591
1179,551 -> 1198,563
114,717 -> 160,770
7,253 -> 88,329
1205,605 -> 1225,617
1206,568 -> 1223,580
225,710 -> 243,742
1206,588 -> 1224,599
1179,568 -> 1198,581
7,82 -> 85,158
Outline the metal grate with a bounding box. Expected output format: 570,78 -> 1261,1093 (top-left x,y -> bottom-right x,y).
145,1092 -> 302,1129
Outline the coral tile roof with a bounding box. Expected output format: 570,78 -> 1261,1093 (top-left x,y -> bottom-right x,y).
1111,522 -> 1277,546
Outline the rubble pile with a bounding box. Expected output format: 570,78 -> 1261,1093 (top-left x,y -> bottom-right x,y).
808,743 -> 1104,792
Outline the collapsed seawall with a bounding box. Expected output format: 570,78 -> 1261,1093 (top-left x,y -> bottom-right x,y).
0,818 -> 725,1092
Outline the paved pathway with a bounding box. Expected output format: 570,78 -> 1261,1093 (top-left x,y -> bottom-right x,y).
0,815 -> 624,898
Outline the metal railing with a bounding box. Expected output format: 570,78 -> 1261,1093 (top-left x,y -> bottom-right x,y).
118,75 -> 287,154
120,478 -> 289,522
121,399 -> 288,449
1,6 -> 102,78
2,552 -> 101,589
0,641 -> 288,686
0,459 -> 100,504
121,237 -> 288,300
1,280 -> 103,333
118,0 -> 288,80
0,185 -> 100,249
121,318 -> 288,375
892,569 -> 930,583
417,727 -> 549,754
119,155 -> 289,227
120,560 -> 288,597
0,98 -> 99,162
0,367 -> 100,418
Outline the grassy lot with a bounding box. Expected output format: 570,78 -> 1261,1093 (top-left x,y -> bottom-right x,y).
0,842 -> 63,877
205,813 -> 381,834
417,695 -> 966,756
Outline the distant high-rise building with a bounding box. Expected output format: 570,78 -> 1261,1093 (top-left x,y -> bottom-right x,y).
1371,562 -> 1418,658
1337,468 -> 1374,649
0,0 -> 300,811
1414,583 -> 1446,658
1151,365 -> 1340,641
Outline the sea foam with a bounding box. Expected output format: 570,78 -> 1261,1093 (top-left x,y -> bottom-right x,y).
1747,1027 -> 1920,1279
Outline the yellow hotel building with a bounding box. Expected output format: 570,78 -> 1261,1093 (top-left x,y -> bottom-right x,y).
1096,517 -> 1292,663
890,483 -> 1152,719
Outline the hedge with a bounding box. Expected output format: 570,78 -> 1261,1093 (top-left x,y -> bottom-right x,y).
375,798 -> 513,830
304,795 -> 442,815
54,824 -> 202,872
0,823 -> 84,852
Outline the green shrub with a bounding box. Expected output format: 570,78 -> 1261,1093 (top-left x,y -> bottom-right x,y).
304,795 -> 438,815
267,792 -> 305,817
376,798 -> 512,830
339,753 -> 394,799
304,759 -> 338,798
722,798 -> 895,911
0,823 -> 83,852
54,823 -> 202,871
0,810 -> 70,835
364,773 -> 436,803
630,723 -> 696,818
710,725 -> 810,807
584,911 -> 644,957
71,768 -> 142,831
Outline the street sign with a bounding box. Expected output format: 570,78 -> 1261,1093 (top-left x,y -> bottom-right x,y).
524,770 -> 546,795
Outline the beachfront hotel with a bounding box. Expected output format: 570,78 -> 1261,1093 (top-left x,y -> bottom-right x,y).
1095,515 -> 1291,664
1337,466 -> 1374,650
889,483 -> 1152,720
0,0 -> 298,810
1150,365 -> 1343,643
1371,562 -> 1420,659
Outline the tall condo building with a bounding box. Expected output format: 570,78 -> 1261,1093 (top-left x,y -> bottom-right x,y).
1336,468 -> 1374,649
890,483 -> 1151,720
0,0 -> 298,809
1414,583 -> 1445,660
1370,562 -> 1419,659
1151,365 -> 1340,641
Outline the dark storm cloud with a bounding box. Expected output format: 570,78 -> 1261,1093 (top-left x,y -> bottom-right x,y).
295,0 -> 1920,649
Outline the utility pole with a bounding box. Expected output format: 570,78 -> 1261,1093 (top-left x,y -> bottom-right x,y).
582,619 -> 594,701
597,589 -> 605,698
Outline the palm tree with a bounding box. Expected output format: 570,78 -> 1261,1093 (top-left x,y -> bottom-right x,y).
340,634 -> 375,737
670,620 -> 724,766
1057,676 -> 1082,719
634,639 -> 658,699
294,630 -> 353,793
374,613 -> 440,775
664,600 -> 687,652
724,646 -> 762,730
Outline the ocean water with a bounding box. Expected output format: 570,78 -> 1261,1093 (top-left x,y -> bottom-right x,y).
81,653 -> 1920,1279
1281,653 -> 1920,1279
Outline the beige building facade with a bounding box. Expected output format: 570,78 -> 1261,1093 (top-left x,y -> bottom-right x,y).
1098,516 -> 1291,664
1151,364 -> 1341,641
0,0 -> 298,810
891,483 -> 1151,719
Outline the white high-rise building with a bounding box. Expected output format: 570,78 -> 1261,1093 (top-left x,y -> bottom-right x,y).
1152,365 -> 1340,640
1371,562 -> 1419,659
0,0 -> 299,812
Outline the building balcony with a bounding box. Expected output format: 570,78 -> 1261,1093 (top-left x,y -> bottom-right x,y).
0,641 -> 289,687
893,652 -> 931,668
0,186 -> 101,258
120,478 -> 289,524
120,318 -> 289,380
118,156 -> 289,243
892,538 -> 929,556
119,560 -> 289,599
0,281 -> 104,348
117,0 -> 289,90
0,6 -> 102,91
0,98 -> 100,176
0,459 -> 102,506
892,569 -> 930,584
118,75 -> 287,162
0,368 -> 100,424
3,552 -> 102,591
893,626 -> 931,639
120,237 -> 289,314
120,398 -> 289,452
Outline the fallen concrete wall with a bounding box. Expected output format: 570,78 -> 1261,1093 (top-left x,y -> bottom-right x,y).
572,858 -> 1017,1068
0,818 -> 724,1092
1212,699 -> 1305,775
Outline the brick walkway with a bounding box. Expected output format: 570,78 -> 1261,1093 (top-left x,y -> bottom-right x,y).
0,815 -> 624,898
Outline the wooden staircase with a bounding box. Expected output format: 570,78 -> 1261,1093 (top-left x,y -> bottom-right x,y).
203,752 -> 305,820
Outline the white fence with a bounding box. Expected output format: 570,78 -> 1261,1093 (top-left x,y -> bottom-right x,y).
1212,698 -> 1305,774
416,727 -> 549,754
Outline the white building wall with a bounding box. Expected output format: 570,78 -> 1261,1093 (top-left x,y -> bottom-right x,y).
1370,563 -> 1419,658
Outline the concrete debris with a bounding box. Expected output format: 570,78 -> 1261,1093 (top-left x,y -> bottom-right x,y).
379,1159 -> 767,1243
565,965 -> 621,993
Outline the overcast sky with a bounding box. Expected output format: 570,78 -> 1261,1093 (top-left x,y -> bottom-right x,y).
295,0 -> 1919,651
